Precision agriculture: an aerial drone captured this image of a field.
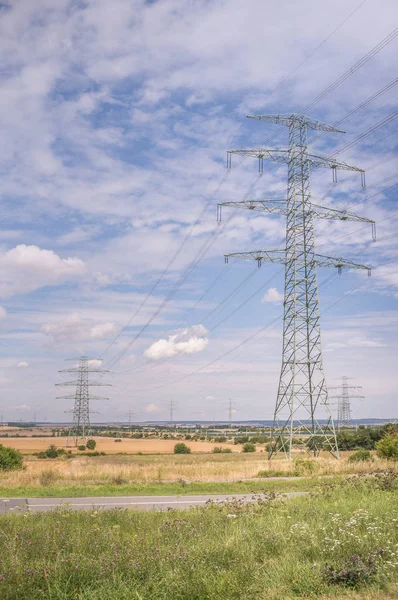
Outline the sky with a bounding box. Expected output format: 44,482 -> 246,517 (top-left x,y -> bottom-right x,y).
0,0 -> 397,423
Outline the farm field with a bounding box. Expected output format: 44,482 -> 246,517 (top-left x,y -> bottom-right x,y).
0,477 -> 397,599
0,436 -> 236,454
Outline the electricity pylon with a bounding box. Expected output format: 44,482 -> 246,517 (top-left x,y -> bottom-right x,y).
219,113 -> 375,459
329,376 -> 364,430
56,356 -> 111,447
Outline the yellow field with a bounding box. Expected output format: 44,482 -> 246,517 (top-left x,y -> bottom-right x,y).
0,436 -> 237,455
0,447 -> 396,488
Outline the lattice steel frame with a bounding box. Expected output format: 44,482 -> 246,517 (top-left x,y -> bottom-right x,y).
220,114 -> 374,459
56,356 -> 111,447
329,376 -> 364,430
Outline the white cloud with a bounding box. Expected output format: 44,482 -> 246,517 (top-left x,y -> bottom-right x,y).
0,245 -> 85,297
0,306 -> 6,319
41,313 -> 117,343
261,288 -> 284,303
145,403 -> 160,413
16,361 -> 29,368
14,404 -> 30,411
144,324 -> 209,360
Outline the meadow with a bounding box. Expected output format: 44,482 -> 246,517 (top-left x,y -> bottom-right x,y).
0,476 -> 397,599
1,450 -> 397,497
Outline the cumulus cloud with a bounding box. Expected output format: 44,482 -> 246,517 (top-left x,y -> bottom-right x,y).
0,245 -> 85,297
16,361 -> 29,368
144,324 -> 209,360
41,313 -> 117,343
145,403 -> 160,413
261,288 -> 284,304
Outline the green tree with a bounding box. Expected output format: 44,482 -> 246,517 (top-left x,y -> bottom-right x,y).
0,444 -> 23,471
86,439 -> 96,450
174,443 -> 191,454
376,434 -> 398,460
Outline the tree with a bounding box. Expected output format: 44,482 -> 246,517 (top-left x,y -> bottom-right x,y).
174,443 -> 191,454
86,439 -> 96,450
0,444 -> 23,471
376,435 -> 398,460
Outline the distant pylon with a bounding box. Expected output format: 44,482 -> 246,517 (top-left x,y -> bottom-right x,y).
329,376 -> 364,430
169,399 -> 175,424
220,113 -> 375,459
56,356 -> 111,447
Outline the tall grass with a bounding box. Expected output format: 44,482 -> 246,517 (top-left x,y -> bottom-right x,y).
0,453 -> 395,491
0,477 -> 397,599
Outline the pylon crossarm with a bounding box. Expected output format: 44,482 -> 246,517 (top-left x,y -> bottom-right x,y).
56,395 -> 109,400
218,199 -> 288,218
315,254 -> 371,274
227,148 -> 289,169
307,153 -> 364,173
56,380 -> 112,387
311,203 -> 375,225
224,249 -> 285,266
246,113 -> 345,133
59,368 -> 111,374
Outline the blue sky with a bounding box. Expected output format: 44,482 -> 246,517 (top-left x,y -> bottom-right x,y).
0,0 -> 397,422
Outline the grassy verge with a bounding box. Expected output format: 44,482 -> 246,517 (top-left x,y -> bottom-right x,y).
0,476 -> 397,599
0,477 -> 324,497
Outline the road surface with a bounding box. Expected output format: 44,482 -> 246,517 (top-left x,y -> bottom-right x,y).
0,492 -> 307,514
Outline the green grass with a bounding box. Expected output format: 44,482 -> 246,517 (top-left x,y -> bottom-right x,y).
0,477 -> 397,599
0,477 -> 322,498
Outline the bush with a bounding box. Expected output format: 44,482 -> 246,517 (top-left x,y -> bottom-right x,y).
39,469 -> 57,486
174,443 -> 191,454
212,446 -> 223,453
322,549 -> 383,587
86,439 -> 96,450
293,457 -> 319,475
0,444 -> 23,471
114,439 -> 122,443
376,434 -> 398,460
348,449 -> 374,463
77,445 -> 86,451
242,442 -> 256,453
222,447 -> 232,453
37,444 -> 62,459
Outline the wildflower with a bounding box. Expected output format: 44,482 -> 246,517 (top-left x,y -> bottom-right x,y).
227,514 -> 237,519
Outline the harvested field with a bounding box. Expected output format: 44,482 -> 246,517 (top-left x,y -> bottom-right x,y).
0,436 -> 237,455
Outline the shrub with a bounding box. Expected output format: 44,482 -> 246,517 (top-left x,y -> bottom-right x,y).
114,439 -> 122,443
242,442 -> 256,453
86,439 -> 96,450
322,549 -> 383,588
293,457 -> 319,475
46,444 -> 59,458
212,446 -> 223,453
39,469 -> 57,486
376,434 -> 398,460
0,444 -> 23,471
112,475 -> 128,485
348,449 -> 374,463
77,445 -> 86,451
222,447 -> 232,453
174,443 -> 191,454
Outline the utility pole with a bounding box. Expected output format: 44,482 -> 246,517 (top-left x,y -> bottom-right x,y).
169,400 -> 175,424
127,410 -> 135,426
219,113 -> 375,459
56,356 -> 111,447
227,398 -> 236,429
329,376 -> 364,430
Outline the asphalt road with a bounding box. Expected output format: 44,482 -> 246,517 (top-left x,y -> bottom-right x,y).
0,492 -> 307,514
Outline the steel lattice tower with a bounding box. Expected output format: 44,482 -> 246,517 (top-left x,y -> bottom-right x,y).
219,113 -> 375,459
329,376 -> 364,430
56,356 -> 111,447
